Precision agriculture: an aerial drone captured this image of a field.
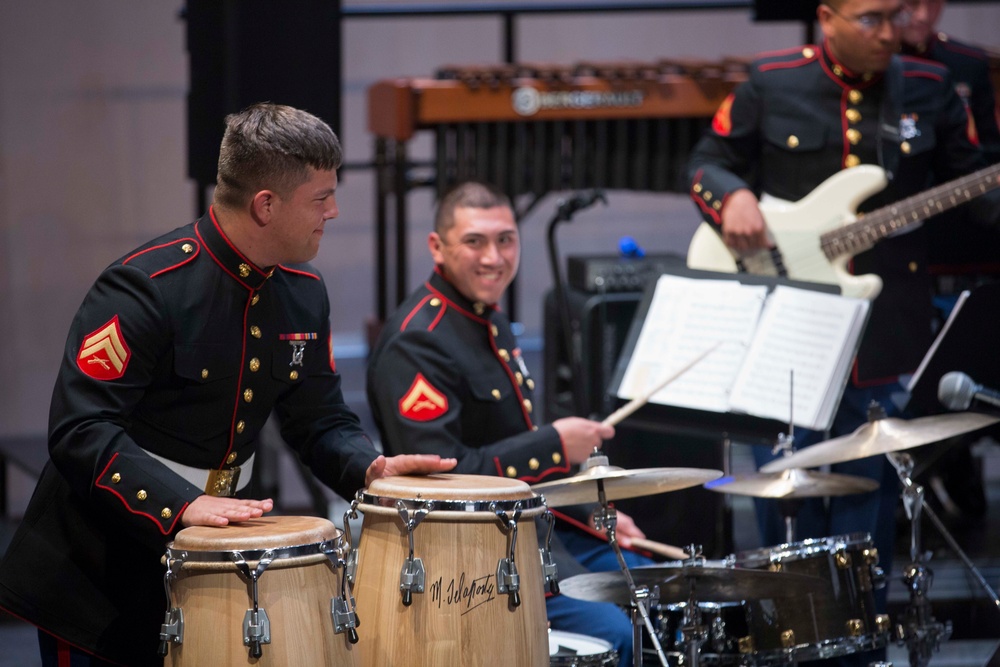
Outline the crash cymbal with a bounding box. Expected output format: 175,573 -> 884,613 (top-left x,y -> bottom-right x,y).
559,564 -> 827,605
760,412 -> 1000,473
704,469 -> 878,499
531,465 -> 723,507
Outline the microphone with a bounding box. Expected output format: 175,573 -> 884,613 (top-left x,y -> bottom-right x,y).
938,371 -> 1000,411
555,189 -> 607,221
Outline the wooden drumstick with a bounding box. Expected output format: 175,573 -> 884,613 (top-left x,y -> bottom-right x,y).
602,341 -> 722,427
630,538 -> 689,561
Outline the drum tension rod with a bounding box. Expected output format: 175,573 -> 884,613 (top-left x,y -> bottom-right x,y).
493,502 -> 523,607
540,510 -> 560,594
396,501 -> 431,606
157,554 -> 185,657
322,530 -> 360,644
232,550 -> 274,660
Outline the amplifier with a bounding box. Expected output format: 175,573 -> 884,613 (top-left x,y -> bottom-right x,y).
567,253 -> 685,293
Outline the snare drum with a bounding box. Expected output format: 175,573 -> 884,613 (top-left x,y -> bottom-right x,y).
351,474 -> 549,667
549,630 -> 619,666
734,533 -> 889,663
161,515 -> 358,666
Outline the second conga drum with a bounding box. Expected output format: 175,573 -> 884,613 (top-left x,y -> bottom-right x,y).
162,515 -> 359,667
352,474 -> 548,667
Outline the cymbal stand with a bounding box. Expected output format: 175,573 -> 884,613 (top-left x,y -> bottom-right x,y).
886,450 -> 961,667
592,478 -> 670,667
676,547 -> 711,667
770,429 -> 800,544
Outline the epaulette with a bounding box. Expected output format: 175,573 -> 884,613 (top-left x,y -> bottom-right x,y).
900,54 -> 949,78
399,292 -> 448,333
120,236 -> 200,279
936,33 -> 990,62
755,45 -> 820,71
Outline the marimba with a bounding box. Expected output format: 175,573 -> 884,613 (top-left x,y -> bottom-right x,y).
367,59 -> 748,324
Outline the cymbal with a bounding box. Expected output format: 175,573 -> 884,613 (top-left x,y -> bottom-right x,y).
760,412 -> 1000,473
559,564 -> 827,605
704,468 -> 878,499
531,465 -> 723,507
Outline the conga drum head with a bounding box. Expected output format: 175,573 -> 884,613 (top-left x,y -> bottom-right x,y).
163,515 -> 357,666
353,474 -> 549,667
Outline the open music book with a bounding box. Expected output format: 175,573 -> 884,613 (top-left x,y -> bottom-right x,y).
616,274 -> 870,431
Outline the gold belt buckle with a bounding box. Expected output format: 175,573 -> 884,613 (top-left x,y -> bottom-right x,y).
206,466 -> 241,497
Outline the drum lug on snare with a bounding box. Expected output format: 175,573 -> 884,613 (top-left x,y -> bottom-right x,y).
345,547 -> 358,584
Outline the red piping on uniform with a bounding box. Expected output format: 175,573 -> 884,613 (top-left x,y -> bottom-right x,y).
277,265 -> 320,280
94,453 -> 187,535
401,294 -> 445,332
759,53 -> 816,72
903,69 -> 944,82
122,239 -> 200,278
195,221 -> 253,289
221,295 -> 254,469
0,613 -> 130,667
486,320 -> 534,430
425,283 -> 489,325
938,40 -> 988,61
208,207 -> 269,277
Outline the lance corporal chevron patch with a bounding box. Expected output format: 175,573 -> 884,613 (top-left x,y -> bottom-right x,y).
399,373 -> 448,422
77,315 -> 131,380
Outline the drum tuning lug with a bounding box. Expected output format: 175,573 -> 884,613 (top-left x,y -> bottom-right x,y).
539,547 -> 560,593
348,628 -> 359,644
399,556 -> 425,605
331,595 -> 359,637
243,607 -> 271,657
345,548 -> 358,584
158,607 -> 184,652
496,558 -> 521,606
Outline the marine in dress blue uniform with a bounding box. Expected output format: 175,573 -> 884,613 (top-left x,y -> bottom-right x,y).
686,3 -> 999,623
0,210 -> 378,666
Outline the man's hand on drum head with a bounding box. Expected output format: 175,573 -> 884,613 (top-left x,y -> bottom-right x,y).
181,496 -> 274,528
365,454 -> 458,486
552,417 -> 614,465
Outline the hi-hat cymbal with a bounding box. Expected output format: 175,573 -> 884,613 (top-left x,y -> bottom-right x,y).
704,468 -> 878,499
760,412 -> 1000,473
559,564 -> 827,605
531,465 -> 723,507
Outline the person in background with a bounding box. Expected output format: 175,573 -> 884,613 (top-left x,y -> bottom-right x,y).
901,0 -> 1000,522
0,103 -> 454,667
686,5 -> 1000,666
366,181 -> 656,665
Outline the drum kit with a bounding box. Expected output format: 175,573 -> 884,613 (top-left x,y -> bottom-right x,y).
154,409 -> 998,666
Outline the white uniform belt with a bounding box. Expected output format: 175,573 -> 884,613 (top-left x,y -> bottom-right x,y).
143,449 -> 253,497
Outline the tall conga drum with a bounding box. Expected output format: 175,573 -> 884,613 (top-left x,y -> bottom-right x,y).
351,474 -> 549,667
161,515 -> 359,666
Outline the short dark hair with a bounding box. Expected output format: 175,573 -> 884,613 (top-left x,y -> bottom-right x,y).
214,103 -> 343,209
434,182 -> 512,235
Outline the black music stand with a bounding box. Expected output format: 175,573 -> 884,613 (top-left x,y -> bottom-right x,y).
602,266 -> 856,556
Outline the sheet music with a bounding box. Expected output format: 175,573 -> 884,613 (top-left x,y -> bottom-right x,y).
617,274 -> 766,412
728,286 -> 869,429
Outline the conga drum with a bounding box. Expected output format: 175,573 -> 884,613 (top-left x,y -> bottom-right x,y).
351,474 -> 549,667
161,515 -> 359,666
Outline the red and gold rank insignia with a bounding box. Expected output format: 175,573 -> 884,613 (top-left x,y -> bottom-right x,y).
77,315 -> 131,380
712,93 -> 735,136
399,373 -> 448,422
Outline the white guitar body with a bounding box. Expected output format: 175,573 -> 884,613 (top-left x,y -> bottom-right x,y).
687,165 -> 889,300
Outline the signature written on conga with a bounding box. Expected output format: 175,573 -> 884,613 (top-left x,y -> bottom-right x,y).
429,572 -> 496,614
